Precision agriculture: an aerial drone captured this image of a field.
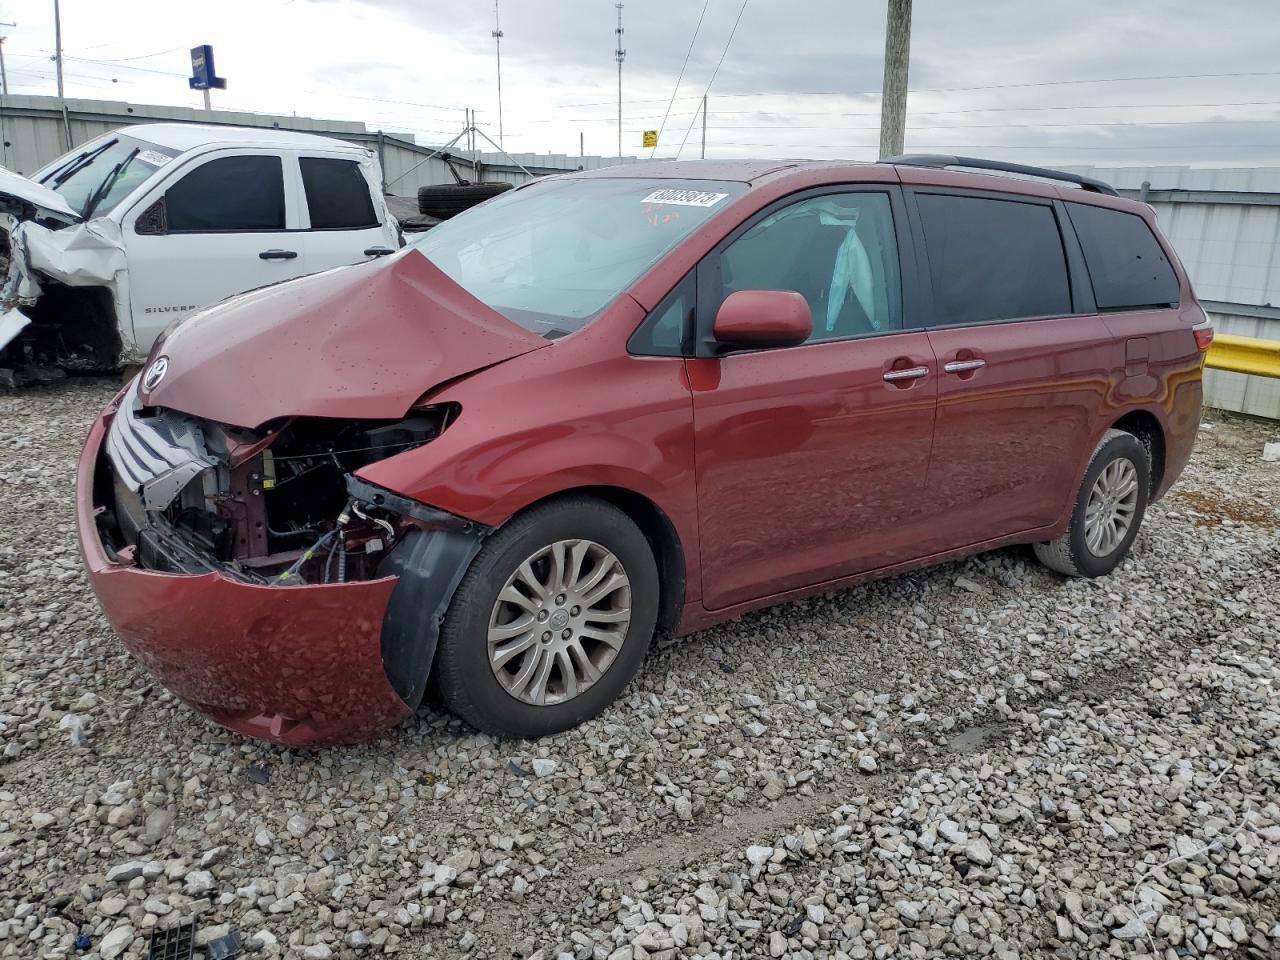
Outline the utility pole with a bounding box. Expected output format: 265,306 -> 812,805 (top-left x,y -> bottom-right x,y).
701,93 -> 707,159
0,24 -> 14,96
492,0 -> 504,149
878,0 -> 912,159
53,0 -> 64,98
614,3 -> 625,158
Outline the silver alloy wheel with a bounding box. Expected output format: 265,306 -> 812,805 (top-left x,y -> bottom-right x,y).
487,539 -> 632,706
1084,456 -> 1140,557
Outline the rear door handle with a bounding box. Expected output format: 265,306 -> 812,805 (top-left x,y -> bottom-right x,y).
882,366 -> 930,382
259,249 -> 298,260
363,246 -> 395,257
943,358 -> 986,373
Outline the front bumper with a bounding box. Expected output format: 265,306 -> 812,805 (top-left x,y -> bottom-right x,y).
75,402 -> 414,746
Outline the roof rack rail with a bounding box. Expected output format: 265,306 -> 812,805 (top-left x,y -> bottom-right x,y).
882,154 -> 1119,197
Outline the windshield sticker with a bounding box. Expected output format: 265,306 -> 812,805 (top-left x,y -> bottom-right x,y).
136,150 -> 172,167
641,188 -> 728,208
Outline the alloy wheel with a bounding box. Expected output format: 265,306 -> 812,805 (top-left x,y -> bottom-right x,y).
1084,456 -> 1140,557
487,539 -> 632,706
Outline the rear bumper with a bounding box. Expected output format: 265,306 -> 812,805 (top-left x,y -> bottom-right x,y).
75,404 -> 412,746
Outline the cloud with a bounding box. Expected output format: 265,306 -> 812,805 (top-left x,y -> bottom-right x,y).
3,0 -> 1278,165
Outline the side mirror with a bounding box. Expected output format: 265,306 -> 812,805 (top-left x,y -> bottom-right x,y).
713,289 -> 812,349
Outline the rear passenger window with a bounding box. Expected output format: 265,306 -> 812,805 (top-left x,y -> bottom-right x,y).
916,193 -> 1071,326
300,157 -> 378,229
718,192 -> 902,342
1066,202 -> 1178,310
165,155 -> 285,232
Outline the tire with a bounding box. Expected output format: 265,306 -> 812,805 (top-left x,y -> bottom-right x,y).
435,496 -> 659,738
417,182 -> 512,218
1034,429 -> 1151,578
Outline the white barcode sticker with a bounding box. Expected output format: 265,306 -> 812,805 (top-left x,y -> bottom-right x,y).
642,188 -> 728,208
137,150 -> 172,167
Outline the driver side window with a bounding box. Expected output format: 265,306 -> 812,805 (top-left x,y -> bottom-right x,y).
719,192 -> 902,342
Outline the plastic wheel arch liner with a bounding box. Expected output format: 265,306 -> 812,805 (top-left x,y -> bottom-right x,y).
376,524 -> 486,710
353,476 -> 493,710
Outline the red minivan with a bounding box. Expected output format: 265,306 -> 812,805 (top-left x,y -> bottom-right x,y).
76,156 -> 1210,744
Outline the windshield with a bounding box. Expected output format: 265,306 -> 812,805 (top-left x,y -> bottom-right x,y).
36,135 -> 178,218
410,177 -> 746,337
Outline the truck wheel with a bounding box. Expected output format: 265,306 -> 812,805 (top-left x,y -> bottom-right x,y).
435,496 -> 659,738
1034,429 -> 1150,578
417,182 -> 512,218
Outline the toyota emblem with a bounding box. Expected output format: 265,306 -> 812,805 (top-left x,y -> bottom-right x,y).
143,356 -> 169,392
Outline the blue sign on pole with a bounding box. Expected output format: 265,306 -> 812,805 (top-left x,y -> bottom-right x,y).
188,45 -> 226,91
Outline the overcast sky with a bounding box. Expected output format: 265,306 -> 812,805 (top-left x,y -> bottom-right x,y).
3,0 -> 1279,167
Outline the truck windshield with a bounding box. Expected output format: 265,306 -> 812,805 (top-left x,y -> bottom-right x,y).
36,135 -> 178,219
409,178 -> 746,337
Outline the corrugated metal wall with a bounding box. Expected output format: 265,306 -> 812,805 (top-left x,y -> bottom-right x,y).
0,94 -> 646,196
1069,165 -> 1280,419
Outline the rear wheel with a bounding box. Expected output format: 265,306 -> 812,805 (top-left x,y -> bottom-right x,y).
436,496 -> 658,737
1034,429 -> 1150,578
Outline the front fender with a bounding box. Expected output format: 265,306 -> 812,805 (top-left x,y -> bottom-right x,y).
355,338 -> 700,601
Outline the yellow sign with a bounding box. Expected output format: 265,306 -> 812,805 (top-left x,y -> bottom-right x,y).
642,130 -> 658,148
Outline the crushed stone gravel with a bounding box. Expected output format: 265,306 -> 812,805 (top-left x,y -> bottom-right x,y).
1,378 -> 1277,959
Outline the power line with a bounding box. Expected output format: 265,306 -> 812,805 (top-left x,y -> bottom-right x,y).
650,0 -> 710,158
698,118 -> 1280,131
709,99 -> 1280,117
553,70 -> 1280,109
677,0 -> 750,159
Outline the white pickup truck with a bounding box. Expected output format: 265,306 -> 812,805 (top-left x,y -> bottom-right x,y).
0,123 -> 401,379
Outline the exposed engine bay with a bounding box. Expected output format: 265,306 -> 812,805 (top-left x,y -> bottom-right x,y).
93,383 -> 466,585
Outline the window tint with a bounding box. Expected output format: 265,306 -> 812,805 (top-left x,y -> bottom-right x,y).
300,157 -> 378,229
1066,202 -> 1178,310
719,192 -> 901,341
916,193 -> 1071,325
165,155 -> 285,232
629,273 -> 693,356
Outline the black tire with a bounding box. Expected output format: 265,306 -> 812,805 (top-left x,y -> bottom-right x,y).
436,496 -> 659,738
417,182 -> 512,218
1033,429 -> 1151,578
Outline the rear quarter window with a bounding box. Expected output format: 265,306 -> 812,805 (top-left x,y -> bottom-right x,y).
1065,202 -> 1179,310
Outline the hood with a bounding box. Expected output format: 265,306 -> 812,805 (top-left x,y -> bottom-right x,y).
142,251 -> 548,427
0,166 -> 81,222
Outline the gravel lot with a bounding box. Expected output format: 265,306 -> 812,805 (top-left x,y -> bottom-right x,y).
1,378 -> 1277,960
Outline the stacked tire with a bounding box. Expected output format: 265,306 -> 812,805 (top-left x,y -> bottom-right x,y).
417,182 -> 513,220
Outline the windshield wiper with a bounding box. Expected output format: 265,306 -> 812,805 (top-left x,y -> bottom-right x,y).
42,138 -> 119,188
81,147 -> 138,220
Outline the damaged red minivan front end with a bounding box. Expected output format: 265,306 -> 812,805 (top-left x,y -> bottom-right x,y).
75,252 -> 547,744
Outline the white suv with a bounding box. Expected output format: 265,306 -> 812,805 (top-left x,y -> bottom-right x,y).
0,123 -> 400,375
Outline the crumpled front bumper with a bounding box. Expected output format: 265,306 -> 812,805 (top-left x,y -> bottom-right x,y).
75,401 -> 414,746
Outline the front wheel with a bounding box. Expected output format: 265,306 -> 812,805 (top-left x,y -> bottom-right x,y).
1034,429 -> 1150,578
435,496 -> 659,738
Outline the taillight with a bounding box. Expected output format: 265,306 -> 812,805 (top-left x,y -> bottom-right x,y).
1193,326 -> 1214,352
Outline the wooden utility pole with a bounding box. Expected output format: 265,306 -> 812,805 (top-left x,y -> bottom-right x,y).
53,0 -> 65,98
878,0 -> 912,159
701,93 -> 707,159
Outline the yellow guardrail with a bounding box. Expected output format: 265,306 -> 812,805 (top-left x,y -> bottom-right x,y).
1205,333 -> 1280,378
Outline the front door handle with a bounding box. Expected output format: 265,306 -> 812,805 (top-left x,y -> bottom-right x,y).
943,358 -> 986,374
259,249 -> 298,260
883,365 -> 930,383
363,246 -> 395,257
